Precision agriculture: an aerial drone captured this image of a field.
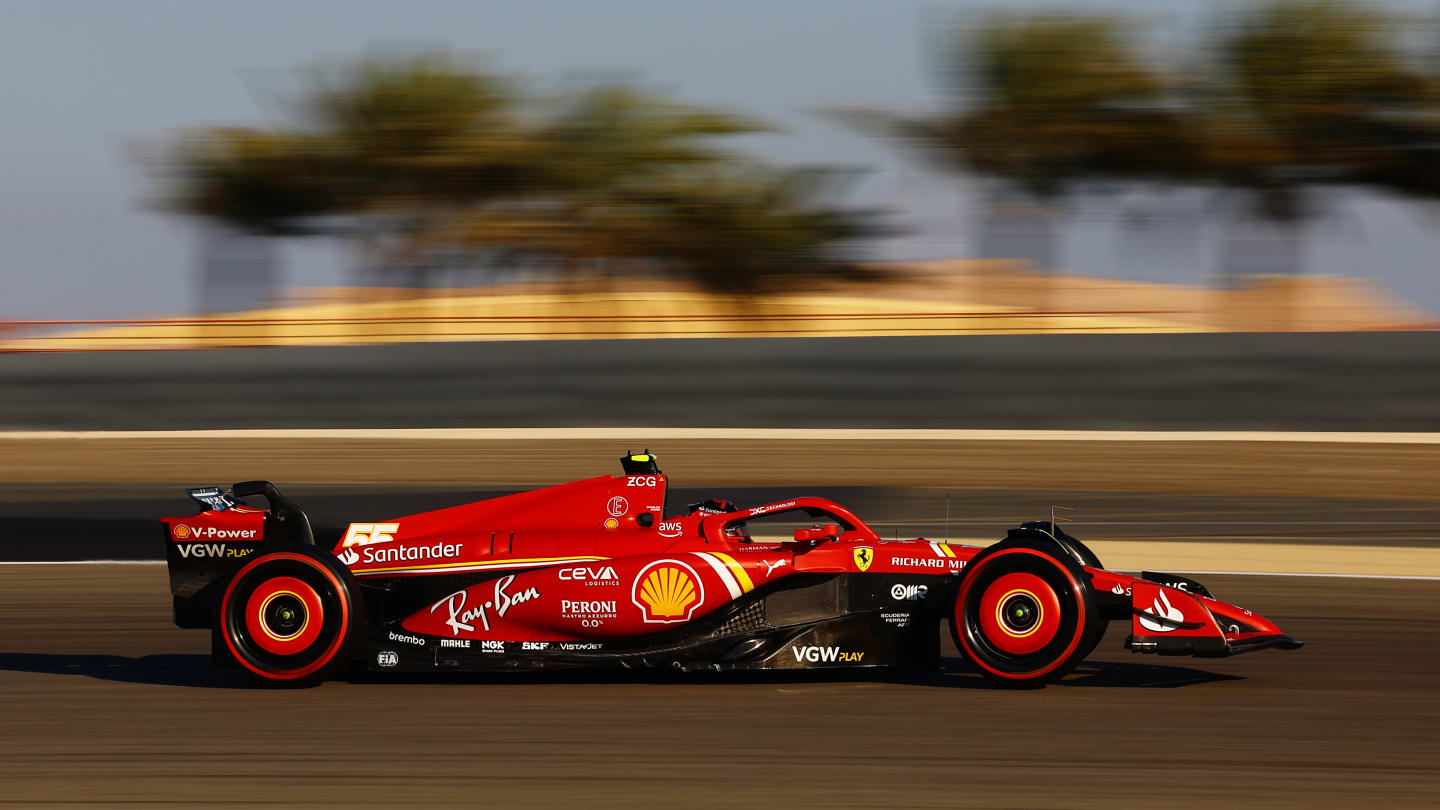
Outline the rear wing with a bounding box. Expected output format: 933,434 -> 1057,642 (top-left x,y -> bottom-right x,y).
162,481 -> 313,628
228,480 -> 314,546
184,487 -> 239,512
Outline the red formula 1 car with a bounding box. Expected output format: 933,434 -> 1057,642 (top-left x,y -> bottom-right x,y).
161,452 -> 1301,687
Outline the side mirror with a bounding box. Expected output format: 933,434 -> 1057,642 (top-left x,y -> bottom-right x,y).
793,524 -> 842,542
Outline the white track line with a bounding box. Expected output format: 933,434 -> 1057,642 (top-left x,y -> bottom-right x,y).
5,428 -> 1440,443
2,560 -> 1436,580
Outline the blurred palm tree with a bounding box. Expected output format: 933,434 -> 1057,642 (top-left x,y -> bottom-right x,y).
165,129 -> 343,237
836,13 -> 1197,269
533,86 -> 762,195
1201,1 -> 1440,281
942,14 -> 1199,193
160,54 -> 537,286
597,165 -> 883,294
449,87 -> 768,284
299,54 -> 533,207
839,2 -> 1440,285
446,165 -> 883,294
157,54 -> 873,294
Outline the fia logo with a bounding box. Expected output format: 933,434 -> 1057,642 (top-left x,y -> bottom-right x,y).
376,650 -> 398,668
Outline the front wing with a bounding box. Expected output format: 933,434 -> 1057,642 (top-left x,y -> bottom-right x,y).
1099,570 -> 1303,657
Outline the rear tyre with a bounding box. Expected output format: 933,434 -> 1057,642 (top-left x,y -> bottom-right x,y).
217,546 -> 361,687
951,538 -> 1102,687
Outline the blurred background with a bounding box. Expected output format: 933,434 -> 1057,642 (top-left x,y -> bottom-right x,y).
2,2 -> 1440,808
5,0 -> 1440,342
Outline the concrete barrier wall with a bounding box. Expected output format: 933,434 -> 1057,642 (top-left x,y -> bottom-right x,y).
3,332 -> 1439,431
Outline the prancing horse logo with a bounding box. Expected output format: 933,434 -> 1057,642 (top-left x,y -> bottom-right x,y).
853,546 -> 873,572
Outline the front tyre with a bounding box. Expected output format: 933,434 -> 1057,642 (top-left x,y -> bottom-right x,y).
951,539 -> 1101,687
218,547 -> 361,687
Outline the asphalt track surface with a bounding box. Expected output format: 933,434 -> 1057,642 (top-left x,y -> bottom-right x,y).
7,332 -> 1440,431
4,484 -> 1440,561
0,565 -> 1435,809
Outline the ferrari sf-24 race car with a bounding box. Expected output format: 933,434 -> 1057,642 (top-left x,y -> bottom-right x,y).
162,452 -> 1301,687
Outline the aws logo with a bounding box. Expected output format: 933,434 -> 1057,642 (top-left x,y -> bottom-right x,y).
632,560 -> 704,624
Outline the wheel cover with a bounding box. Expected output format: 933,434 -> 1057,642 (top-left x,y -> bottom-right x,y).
244,575 -> 323,655
956,548 -> 1088,680
977,572 -> 1061,655
221,552 -> 351,681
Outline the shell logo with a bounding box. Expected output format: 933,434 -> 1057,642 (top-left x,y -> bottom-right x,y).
173,524 -> 191,539
631,560 -> 705,624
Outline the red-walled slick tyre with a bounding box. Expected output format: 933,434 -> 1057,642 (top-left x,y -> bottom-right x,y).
217,547 -> 361,687
952,539 -> 1101,687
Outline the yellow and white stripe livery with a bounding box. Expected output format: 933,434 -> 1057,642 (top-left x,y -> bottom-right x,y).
692,552 -> 756,600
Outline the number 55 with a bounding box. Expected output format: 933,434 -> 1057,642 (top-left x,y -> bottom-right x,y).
341,522 -> 399,547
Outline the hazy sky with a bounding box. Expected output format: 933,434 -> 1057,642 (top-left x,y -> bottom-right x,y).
3,0 -> 1438,319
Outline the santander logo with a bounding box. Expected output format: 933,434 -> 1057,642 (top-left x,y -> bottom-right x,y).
1138,590 -> 1186,633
